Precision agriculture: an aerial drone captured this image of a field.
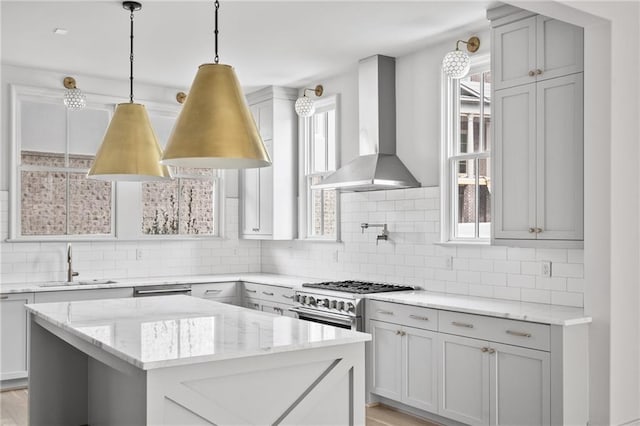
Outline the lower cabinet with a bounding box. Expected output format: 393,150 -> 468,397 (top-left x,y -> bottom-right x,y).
1,292 -> 34,382
190,282 -> 240,306
370,320 -> 438,413
242,282 -> 296,317
439,334 -> 550,426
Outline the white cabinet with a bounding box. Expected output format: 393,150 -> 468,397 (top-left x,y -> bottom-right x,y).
493,15 -> 583,91
1,293 -> 34,382
368,305 -> 438,413
190,282 -> 240,305
240,87 -> 297,240
491,8 -> 584,246
241,282 -> 296,317
438,333 -> 550,426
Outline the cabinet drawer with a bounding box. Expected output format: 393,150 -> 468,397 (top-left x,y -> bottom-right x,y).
367,300 -> 438,331
244,296 -> 261,311
439,310 -> 550,351
190,282 -> 238,299
34,287 -> 133,303
243,282 -> 295,304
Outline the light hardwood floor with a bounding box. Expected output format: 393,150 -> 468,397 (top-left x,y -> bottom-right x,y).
1,389 -> 438,426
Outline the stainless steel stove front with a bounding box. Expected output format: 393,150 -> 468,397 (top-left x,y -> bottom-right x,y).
290,290 -> 364,331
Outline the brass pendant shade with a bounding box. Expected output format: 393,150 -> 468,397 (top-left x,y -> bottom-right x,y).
87,103 -> 172,181
161,63 -> 271,169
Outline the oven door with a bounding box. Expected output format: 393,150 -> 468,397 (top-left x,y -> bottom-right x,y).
289,306 -> 361,331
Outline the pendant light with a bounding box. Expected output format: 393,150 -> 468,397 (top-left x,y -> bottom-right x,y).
88,1 -> 171,181
161,0 -> 271,169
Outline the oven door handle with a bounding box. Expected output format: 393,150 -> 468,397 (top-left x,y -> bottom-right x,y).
289,306 -> 355,326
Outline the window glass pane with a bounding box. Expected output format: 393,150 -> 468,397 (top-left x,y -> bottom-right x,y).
68,107 -> 110,156
179,179 -> 215,235
68,173 -> 112,235
455,159 -> 476,239
308,175 -> 336,238
323,188 -> 337,236
483,71 -> 492,152
142,181 -> 179,235
69,153 -> 95,169
21,170 -> 66,235
20,101 -> 66,155
312,112 -> 327,173
327,110 -> 336,171
478,158 -> 491,239
457,72 -> 484,154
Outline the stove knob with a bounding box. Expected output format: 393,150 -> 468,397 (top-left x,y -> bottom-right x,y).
303,296 -> 311,305
337,301 -> 345,311
330,300 -> 337,309
347,302 -> 355,313
308,296 -> 316,306
320,298 -> 330,308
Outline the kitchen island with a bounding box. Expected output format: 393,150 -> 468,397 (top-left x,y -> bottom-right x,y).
26,295 -> 370,425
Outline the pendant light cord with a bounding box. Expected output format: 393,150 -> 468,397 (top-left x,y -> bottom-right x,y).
129,5 -> 135,103
214,0 -> 219,64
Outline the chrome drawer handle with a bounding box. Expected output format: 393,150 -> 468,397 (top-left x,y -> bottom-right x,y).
409,314 -> 429,321
1,296 -> 8,300
506,330 -> 532,338
205,289 -> 222,294
481,347 -> 489,352
246,289 -> 257,293
528,70 -> 535,77
282,295 -> 294,299
452,321 -> 474,329
262,291 -> 274,296
252,228 -> 260,232
536,69 -> 543,75
377,310 -> 394,315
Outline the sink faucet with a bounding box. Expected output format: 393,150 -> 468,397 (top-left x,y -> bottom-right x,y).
67,244 -> 79,283
361,223 -> 389,245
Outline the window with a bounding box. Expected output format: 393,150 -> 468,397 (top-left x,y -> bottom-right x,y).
299,95 -> 339,240
442,60 -> 492,242
15,93 -> 114,238
11,85 -> 221,240
142,168 -> 219,236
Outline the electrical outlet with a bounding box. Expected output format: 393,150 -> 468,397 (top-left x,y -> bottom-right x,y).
136,249 -> 143,261
445,256 -> 453,270
541,261 -> 552,277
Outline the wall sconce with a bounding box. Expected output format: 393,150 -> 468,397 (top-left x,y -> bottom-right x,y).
62,77 -> 86,110
442,36 -> 480,79
295,84 -> 324,117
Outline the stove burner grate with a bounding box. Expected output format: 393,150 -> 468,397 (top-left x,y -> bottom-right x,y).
302,280 -> 414,294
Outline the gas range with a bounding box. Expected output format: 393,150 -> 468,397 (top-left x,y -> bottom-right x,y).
291,280 -> 415,331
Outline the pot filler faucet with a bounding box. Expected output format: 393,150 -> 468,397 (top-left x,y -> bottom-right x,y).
361,223 -> 389,245
67,243 -> 79,283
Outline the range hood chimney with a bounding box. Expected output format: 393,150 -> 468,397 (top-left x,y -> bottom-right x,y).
312,55 -> 420,192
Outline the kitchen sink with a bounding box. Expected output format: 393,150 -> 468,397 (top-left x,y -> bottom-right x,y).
40,279 -> 117,288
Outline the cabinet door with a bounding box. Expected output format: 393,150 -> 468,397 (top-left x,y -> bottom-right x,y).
536,73 -> 584,240
493,16 -> 537,90
241,168 -> 260,235
489,343 -> 551,426
536,16 -> 583,82
402,326 -> 438,413
370,320 -> 403,401
1,293 -> 34,381
257,139 -> 274,236
493,84 -> 537,240
439,334 -> 490,425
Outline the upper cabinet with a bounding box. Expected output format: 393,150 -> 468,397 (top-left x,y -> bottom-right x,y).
490,7 -> 584,246
492,14 -> 584,90
240,87 -> 297,240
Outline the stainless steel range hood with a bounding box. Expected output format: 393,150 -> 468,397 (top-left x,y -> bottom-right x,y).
312,55 -> 420,191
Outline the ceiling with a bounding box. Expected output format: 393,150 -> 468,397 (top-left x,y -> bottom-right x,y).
1,1 -> 491,92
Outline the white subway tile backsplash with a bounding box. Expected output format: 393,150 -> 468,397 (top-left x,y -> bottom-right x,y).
551,291 -> 583,307
481,272 -> 507,287
552,263 -> 584,278
507,274 -> 536,289
494,260 -> 521,274
536,276 -> 568,292
468,259 -> 494,272
521,288 -> 552,304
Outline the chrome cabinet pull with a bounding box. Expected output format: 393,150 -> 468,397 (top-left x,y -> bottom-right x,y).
282,295 -> 294,300
488,348 -> 496,354
1,295 -> 8,300
246,289 -> 257,293
528,70 -> 535,77
262,291 -> 274,296
252,227 -> 260,232
401,331 -> 406,336
528,227 -> 536,233
535,228 -> 543,233
377,310 -> 394,316
409,314 -> 429,321
205,289 -> 222,294
452,321 -> 474,329
481,347 -> 489,352
395,330 -> 402,335
536,69 -> 543,75
506,330 -> 532,338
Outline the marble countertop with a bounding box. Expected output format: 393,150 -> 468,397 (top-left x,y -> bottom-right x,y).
0,273 -> 316,294
4,273 -> 591,326
26,295 -> 370,370
367,291 -> 591,326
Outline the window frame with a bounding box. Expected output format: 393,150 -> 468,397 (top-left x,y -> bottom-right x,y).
9,84 -> 224,242
298,94 -> 341,241
440,55 -> 492,244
